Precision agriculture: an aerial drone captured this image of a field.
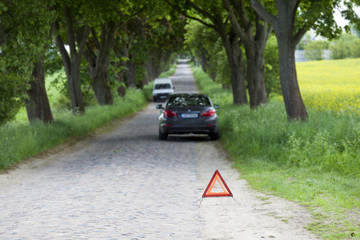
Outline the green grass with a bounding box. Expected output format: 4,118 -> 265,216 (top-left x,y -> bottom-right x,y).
0,87 -> 147,169
1,63 -> 178,169
192,65 -> 360,240
158,64 -> 177,78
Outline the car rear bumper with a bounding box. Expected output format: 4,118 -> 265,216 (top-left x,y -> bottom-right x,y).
160,123 -> 218,135
153,93 -> 172,101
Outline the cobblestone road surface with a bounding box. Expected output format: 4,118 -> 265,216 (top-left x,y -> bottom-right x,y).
0,62 -> 204,240
0,61 -> 318,240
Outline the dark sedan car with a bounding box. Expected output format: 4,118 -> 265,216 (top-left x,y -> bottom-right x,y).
156,93 -> 220,140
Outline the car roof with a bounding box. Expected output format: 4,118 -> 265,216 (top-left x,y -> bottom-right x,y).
154,78 -> 172,83
169,93 -> 209,97
166,93 -> 212,107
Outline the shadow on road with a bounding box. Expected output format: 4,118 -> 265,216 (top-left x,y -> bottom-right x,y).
97,133 -> 212,144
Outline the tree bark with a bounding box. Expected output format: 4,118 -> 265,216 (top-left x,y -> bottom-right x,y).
214,13 -> 247,105
25,60 -> 53,124
251,0 -> 308,120
276,28 -> 307,120
145,49 -> 162,81
245,39 -> 267,108
127,56 -> 137,87
221,30 -> 247,105
84,22 -> 116,105
223,0 -> 270,108
53,6 -> 89,114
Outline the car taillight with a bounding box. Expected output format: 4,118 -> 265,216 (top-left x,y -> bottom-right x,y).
201,109 -> 215,117
164,110 -> 178,117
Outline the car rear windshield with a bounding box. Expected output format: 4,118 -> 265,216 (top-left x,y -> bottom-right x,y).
154,83 -> 171,89
167,95 -> 211,107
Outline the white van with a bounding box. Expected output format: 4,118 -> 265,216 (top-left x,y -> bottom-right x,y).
152,78 -> 174,102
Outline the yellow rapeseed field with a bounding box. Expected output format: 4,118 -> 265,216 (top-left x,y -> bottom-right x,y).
297,58 -> 360,114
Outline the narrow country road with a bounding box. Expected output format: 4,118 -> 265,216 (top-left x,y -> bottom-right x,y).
0,61 -> 318,239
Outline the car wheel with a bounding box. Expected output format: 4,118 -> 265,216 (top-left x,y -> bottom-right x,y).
159,129 -> 167,140
153,97 -> 157,102
209,131 -> 219,140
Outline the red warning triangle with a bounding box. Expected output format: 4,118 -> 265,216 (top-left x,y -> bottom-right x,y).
202,170 -> 233,198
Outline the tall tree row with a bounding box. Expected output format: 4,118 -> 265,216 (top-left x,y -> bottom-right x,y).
250,0 -> 342,120
0,0 -> 185,125
168,0 -> 347,121
167,0 -> 248,105
166,0 -> 272,107
1,0 -> 358,125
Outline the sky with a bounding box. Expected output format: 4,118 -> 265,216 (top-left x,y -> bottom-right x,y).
333,3 -> 360,28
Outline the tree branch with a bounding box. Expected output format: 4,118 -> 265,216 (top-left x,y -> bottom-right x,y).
91,27 -> 101,49
293,27 -> 307,46
77,26 -> 90,57
230,0 -> 249,28
164,0 -> 215,29
222,0 -> 247,40
63,6 -> 76,56
289,0 -> 300,14
250,0 -> 277,27
52,20 -> 71,78
185,0 -> 215,22
97,21 -> 116,67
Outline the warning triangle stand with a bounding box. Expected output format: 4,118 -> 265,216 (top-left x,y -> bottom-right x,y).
202,170 -> 233,198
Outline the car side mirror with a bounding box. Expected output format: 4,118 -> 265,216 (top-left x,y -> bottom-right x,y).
156,104 -> 164,109
214,104 -> 220,109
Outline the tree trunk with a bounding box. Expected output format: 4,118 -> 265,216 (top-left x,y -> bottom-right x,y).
223,0 -> 269,108
86,51 -> 113,105
127,57 -> 137,87
91,70 -> 113,105
245,41 -> 267,108
145,49 -> 162,81
275,6 -> 308,121
145,58 -> 157,81
53,7 -> 89,114
84,23 -> 116,105
250,0 -> 308,120
221,33 -> 247,105
277,36 -> 308,120
68,55 -> 85,113
25,60 -> 53,124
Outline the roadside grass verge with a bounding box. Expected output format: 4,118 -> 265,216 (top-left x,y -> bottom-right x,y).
0,63 -> 177,170
159,64 -> 177,78
0,88 -> 147,169
192,65 -> 360,240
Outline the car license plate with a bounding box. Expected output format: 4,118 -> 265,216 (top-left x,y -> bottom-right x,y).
181,113 -> 198,118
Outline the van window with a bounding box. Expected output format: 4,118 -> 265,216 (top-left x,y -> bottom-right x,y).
155,83 -> 171,89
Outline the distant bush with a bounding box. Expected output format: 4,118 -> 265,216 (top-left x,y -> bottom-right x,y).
330,33 -> 360,59
304,40 -> 328,61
